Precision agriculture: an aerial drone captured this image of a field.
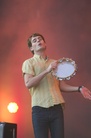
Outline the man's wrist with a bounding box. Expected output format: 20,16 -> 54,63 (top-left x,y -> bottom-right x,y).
78,86 -> 83,92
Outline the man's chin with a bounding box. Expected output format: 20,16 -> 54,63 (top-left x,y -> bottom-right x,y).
37,47 -> 46,52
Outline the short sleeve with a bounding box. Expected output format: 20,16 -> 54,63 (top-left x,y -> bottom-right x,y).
22,59 -> 35,75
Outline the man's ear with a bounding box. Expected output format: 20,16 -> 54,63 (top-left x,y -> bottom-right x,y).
29,46 -> 33,51
29,47 -> 34,54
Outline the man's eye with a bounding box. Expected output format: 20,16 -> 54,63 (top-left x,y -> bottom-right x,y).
33,39 -> 36,43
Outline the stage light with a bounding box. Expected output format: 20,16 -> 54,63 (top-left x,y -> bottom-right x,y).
7,102 -> 19,113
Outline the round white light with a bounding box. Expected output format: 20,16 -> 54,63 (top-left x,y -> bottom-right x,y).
7,102 -> 19,113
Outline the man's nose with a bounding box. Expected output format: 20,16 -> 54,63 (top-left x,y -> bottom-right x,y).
36,39 -> 40,43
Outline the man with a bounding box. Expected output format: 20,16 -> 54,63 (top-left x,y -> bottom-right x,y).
22,33 -> 91,138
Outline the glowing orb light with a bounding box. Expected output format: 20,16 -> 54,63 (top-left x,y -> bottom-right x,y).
7,102 -> 19,113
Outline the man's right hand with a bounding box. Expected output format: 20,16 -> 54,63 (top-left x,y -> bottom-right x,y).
46,61 -> 58,73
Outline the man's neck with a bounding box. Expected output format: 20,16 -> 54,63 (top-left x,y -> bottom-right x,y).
34,51 -> 47,59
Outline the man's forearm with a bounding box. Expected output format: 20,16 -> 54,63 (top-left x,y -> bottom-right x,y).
25,69 -> 49,89
60,81 -> 79,92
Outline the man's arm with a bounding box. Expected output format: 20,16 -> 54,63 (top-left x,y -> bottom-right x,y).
23,60 -> 58,89
24,70 -> 48,89
60,80 -> 79,92
60,80 -> 91,100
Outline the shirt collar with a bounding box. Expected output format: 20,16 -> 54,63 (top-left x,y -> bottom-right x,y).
33,54 -> 49,61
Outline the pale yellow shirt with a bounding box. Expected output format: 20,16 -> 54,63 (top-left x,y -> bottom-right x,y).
22,54 -> 65,108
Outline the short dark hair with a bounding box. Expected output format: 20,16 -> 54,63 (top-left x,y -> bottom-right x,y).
27,33 -> 46,54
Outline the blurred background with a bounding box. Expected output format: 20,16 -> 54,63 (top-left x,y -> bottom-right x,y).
0,0 -> 91,138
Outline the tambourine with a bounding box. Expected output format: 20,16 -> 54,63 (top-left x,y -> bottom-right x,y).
52,58 -> 77,80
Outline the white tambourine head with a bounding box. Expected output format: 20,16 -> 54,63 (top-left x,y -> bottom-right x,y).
52,58 -> 77,80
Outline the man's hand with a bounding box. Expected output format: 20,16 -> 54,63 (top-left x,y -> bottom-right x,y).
46,61 -> 58,73
80,87 -> 91,100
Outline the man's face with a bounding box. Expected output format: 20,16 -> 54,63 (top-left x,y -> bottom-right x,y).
30,36 -> 46,53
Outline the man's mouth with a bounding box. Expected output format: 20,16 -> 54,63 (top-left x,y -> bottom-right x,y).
37,43 -> 41,46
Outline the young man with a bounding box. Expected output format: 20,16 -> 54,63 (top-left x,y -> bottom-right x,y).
22,33 -> 91,138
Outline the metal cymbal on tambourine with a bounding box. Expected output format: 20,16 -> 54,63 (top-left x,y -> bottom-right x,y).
52,57 -> 77,80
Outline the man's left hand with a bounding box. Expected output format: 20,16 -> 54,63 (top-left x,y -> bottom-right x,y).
80,87 -> 91,100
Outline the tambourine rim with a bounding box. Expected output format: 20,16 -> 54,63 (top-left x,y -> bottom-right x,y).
52,58 -> 77,80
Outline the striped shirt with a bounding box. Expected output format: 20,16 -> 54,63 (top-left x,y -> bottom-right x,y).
22,54 -> 65,108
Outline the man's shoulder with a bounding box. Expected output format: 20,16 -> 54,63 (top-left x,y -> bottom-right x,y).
23,56 -> 35,64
